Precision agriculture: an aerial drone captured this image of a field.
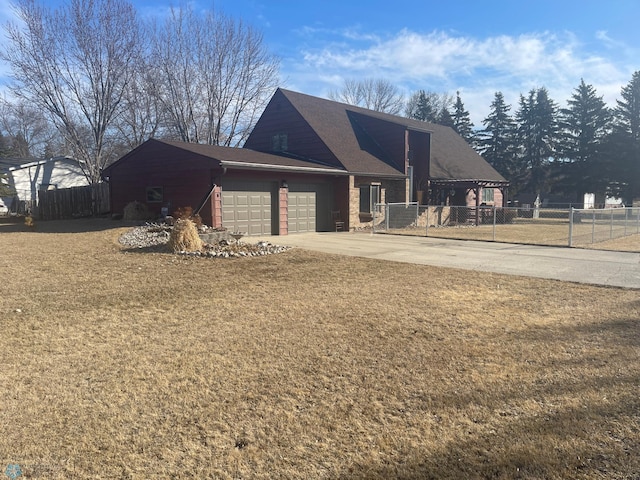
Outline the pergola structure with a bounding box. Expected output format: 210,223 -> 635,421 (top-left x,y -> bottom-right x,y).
429,179 -> 510,224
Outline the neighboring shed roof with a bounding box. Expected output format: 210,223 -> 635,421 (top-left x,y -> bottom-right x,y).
276,88 -> 507,184
8,156 -> 79,171
0,157 -> 34,170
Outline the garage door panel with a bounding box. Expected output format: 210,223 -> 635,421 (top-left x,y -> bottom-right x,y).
288,190 -> 316,233
222,182 -> 273,236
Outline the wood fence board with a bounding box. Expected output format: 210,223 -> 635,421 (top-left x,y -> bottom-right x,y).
38,183 -> 110,220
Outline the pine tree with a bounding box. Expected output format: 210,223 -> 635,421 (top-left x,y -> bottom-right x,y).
405,90 -> 452,124
0,131 -> 8,157
478,92 -> 516,181
613,71 -> 640,200
438,107 -> 455,129
515,87 -> 559,195
406,90 -> 436,122
557,79 -> 611,200
452,91 -> 475,143
0,132 -> 14,197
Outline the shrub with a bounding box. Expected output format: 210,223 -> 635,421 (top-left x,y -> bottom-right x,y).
123,201 -> 150,221
168,218 -> 203,253
173,206 -> 202,227
497,209 -> 517,224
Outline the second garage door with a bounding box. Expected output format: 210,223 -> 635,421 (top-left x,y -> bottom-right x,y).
288,190 -> 316,233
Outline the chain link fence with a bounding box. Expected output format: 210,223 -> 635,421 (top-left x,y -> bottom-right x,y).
373,203 -> 640,248
569,207 -> 640,247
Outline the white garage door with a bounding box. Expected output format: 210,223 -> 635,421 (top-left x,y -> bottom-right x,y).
288,191 -> 316,233
222,182 -> 273,236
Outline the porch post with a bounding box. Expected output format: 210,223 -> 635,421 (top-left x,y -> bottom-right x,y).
475,185 -> 480,225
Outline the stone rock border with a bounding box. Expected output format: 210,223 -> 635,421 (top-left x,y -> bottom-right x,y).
119,223 -> 291,258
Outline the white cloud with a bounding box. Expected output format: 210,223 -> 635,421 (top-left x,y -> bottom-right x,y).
287,28 -> 637,125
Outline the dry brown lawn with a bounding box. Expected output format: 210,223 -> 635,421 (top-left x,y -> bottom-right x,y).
1,218 -> 639,479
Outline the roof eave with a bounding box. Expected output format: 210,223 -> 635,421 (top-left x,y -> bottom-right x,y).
349,171 -> 407,179
219,160 -> 349,175
430,178 -> 510,187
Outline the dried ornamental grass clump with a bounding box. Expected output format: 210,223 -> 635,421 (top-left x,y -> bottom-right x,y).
169,218 -> 204,253
123,201 -> 150,221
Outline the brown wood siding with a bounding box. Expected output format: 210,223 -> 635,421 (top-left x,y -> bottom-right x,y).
408,130 -> 430,199
244,90 -> 342,168
347,114 -> 407,172
107,141 -> 221,221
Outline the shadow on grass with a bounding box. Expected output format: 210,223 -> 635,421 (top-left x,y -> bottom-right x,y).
119,244 -> 172,255
339,315 -> 640,479
337,395 -> 639,479
0,216 -> 141,234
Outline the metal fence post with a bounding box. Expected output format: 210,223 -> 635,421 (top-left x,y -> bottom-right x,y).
624,207 -> 628,236
385,203 -> 390,231
373,202 -> 377,231
568,207 -> 574,247
492,205 -> 496,241
591,209 -> 596,244
610,208 -> 614,240
425,206 -> 430,237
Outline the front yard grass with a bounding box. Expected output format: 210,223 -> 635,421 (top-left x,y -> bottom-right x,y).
0,219 -> 638,479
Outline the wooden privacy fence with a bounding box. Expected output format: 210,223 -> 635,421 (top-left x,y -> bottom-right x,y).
38,183 -> 110,220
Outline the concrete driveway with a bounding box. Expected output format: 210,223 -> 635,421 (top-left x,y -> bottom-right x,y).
262,232 -> 640,289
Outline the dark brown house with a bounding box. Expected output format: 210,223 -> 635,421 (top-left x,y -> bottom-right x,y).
103,88 -> 508,235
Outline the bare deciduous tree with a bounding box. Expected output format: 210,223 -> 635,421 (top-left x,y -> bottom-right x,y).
150,5 -> 280,146
2,0 -> 142,183
0,96 -> 56,158
116,69 -> 162,151
328,78 -> 405,115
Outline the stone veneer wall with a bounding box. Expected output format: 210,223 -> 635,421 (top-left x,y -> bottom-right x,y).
348,175 -> 409,230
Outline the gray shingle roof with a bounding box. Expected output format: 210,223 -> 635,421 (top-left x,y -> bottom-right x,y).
152,139 -> 346,173
278,88 -> 507,183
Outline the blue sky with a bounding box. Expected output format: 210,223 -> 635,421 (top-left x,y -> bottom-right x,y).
2,0 -> 639,124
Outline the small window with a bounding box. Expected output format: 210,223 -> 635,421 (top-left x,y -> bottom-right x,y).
359,184 -> 380,214
146,186 -> 163,203
482,188 -> 494,203
272,133 -> 288,152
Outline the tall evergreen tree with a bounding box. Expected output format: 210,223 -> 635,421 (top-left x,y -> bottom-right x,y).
438,107 -> 455,128
0,132 -> 14,197
557,79 -> 611,200
406,90 -> 435,122
515,87 -> 559,195
478,92 -> 516,181
0,131 -> 8,157
405,90 -> 452,124
452,91 -> 475,143
613,70 -> 640,200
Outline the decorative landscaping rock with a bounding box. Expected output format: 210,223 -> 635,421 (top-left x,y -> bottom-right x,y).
119,223 -> 291,258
